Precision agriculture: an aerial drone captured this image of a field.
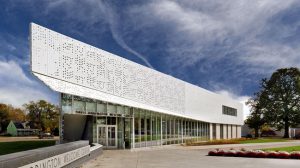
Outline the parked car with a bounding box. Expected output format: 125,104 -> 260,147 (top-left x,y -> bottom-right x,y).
294,134 -> 300,139
38,132 -> 54,139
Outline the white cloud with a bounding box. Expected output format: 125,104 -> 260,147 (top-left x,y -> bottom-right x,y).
0,60 -> 56,107
0,61 -> 33,84
126,0 -> 299,72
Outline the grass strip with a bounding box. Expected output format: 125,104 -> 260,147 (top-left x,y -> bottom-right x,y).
0,140 -> 56,155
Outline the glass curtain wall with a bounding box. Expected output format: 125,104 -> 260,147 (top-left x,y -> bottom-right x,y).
61,93 -> 211,149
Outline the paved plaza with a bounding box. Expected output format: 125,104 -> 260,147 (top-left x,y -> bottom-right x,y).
83,141 -> 300,168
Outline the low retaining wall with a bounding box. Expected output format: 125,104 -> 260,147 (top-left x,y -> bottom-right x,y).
0,141 -> 103,168
63,143 -> 103,168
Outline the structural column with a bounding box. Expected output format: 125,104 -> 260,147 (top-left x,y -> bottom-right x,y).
223,124 -> 227,139
236,125 -> 241,138
216,124 -> 220,140
209,123 -> 213,140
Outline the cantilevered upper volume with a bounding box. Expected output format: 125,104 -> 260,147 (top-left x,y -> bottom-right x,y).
30,23 -> 243,125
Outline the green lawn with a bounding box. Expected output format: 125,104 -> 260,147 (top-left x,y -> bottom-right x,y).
262,146 -> 300,152
239,138 -> 288,144
0,140 -> 56,156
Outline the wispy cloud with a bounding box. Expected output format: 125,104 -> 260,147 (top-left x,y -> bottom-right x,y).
126,0 -> 299,71
121,0 -> 300,95
43,0 -> 154,69
0,60 -> 56,107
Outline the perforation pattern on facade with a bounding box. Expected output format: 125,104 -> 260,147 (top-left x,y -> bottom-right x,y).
30,23 -> 185,113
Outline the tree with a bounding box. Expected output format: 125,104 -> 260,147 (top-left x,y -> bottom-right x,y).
0,104 -> 9,133
259,67 -> 300,138
8,107 -> 26,122
245,94 -> 265,138
24,100 -> 59,132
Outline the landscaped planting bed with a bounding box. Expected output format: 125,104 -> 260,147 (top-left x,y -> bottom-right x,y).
208,149 -> 300,159
186,138 -> 288,146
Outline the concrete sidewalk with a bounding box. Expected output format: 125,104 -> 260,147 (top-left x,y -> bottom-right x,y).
82,141 -> 300,168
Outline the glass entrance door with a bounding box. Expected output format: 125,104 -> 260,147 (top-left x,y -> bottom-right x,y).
97,125 -> 117,148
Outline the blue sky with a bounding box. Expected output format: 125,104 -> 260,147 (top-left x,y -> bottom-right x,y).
1,0 -> 300,117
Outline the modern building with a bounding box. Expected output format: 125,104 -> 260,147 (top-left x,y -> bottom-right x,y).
30,23 -> 243,149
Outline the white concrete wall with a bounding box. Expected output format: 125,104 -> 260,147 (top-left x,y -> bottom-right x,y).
31,23 -> 243,126
209,123 -> 213,140
237,126 -> 241,138
216,124 -> 220,140
223,124 -> 227,139
232,125 -> 237,139
185,84 -> 243,125
228,125 -> 232,139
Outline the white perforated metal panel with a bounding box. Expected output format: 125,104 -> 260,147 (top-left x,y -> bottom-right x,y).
31,23 -> 185,113
30,23 -> 243,125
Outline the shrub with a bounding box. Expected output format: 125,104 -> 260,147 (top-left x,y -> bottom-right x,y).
216,150 -> 225,156
290,152 -> 300,159
268,151 -> 279,158
277,151 -> 290,159
240,148 -> 246,151
245,134 -> 253,138
208,150 -> 218,156
225,150 -> 237,157
236,151 -> 246,157
185,138 -> 247,146
245,151 -> 257,158
256,151 -> 268,158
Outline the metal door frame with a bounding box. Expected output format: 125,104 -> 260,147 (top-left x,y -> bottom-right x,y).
97,125 -> 117,148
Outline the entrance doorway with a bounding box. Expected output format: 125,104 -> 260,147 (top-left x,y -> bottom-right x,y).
97,125 -> 117,149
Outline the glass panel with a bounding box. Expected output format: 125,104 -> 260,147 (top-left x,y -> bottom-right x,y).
118,118 -> 124,148
140,110 -> 146,147
107,104 -> 116,114
124,107 -> 130,116
73,100 -> 85,112
108,127 -> 116,146
117,106 -> 124,114
207,123 -> 210,140
98,126 -> 106,146
86,102 -> 96,113
220,124 -> 224,139
107,117 -> 116,125
134,109 -> 140,148
124,118 -> 131,149
183,120 -> 186,143
162,115 -> 166,145
147,112 -> 151,142
175,118 -> 179,144
213,124 -> 217,140
157,114 -> 161,145
166,115 -> 171,144
97,117 -> 106,125
97,103 -> 106,114
151,112 -> 156,146
62,94 -> 72,113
